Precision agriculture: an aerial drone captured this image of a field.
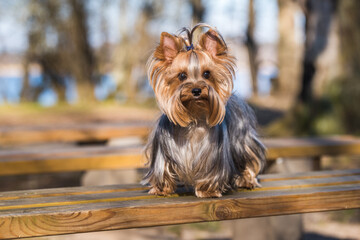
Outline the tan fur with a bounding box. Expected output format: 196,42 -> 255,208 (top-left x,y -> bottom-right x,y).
144,24 -> 265,198
235,167 -> 261,189
147,25 -> 235,128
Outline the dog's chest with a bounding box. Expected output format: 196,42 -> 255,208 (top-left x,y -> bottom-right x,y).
174,126 -> 214,177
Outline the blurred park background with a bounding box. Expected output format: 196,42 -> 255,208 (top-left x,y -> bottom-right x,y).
0,0 -> 359,239
0,0 -> 359,137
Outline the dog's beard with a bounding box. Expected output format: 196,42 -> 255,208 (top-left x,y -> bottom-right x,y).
182,98 -> 209,123
161,84 -> 226,127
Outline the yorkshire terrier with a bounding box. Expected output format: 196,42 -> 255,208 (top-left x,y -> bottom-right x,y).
142,23 -> 266,198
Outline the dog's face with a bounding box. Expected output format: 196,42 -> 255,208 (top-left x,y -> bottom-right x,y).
148,29 -> 235,127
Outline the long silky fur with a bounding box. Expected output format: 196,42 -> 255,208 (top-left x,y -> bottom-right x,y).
143,24 -> 265,197
142,94 -> 266,195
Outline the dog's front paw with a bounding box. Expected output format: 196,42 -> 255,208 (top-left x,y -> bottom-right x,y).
235,167 -> 261,189
148,186 -> 174,196
195,189 -> 222,198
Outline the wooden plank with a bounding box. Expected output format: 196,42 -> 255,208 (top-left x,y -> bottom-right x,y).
1,174 -> 360,210
0,146 -> 145,176
0,136 -> 359,176
1,186 -> 357,239
259,168 -> 360,182
265,136 -> 360,159
0,122 -> 152,145
0,170 -> 359,239
0,168 -> 357,201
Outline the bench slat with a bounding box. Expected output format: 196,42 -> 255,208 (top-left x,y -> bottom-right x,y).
0,168 -> 358,200
0,150 -> 143,175
1,175 -> 359,211
0,137 -> 359,176
0,170 -> 359,239
2,185 -> 358,240
0,123 -> 151,145
264,136 -> 360,159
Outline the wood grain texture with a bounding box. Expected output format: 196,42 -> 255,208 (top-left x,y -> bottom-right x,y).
0,146 -> 145,175
0,137 -> 360,176
0,170 -> 359,239
0,122 -> 152,145
264,136 -> 360,159
0,136 -> 360,176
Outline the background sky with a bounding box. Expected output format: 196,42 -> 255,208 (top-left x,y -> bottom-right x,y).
0,0 -> 279,54
0,0 -> 282,105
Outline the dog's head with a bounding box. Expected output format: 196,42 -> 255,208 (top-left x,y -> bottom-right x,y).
147,24 -> 235,127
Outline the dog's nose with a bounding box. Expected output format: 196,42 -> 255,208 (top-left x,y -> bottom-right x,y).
191,88 -> 201,97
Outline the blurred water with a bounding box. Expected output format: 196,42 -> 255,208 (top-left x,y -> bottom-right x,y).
0,68 -> 274,106
0,76 -> 22,104
0,74 -> 117,106
257,65 -> 277,96
95,74 -> 117,101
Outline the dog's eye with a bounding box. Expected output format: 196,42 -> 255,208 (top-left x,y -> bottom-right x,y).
203,71 -> 210,79
178,72 -> 187,81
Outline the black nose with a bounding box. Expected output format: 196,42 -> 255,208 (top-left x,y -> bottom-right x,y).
191,88 -> 201,97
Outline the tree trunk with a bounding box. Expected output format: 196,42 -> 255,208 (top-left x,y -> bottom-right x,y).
246,0 -> 258,96
298,0 -> 337,102
113,1 -> 159,103
190,0 -> 205,24
20,57 -> 32,102
337,0 -> 360,133
275,0 -> 302,100
67,0 -> 96,103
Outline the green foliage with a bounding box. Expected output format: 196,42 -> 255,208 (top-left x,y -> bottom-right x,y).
265,74 -> 360,137
167,221 -> 222,237
265,99 -> 344,137
188,221 -> 221,232
330,209 -> 360,223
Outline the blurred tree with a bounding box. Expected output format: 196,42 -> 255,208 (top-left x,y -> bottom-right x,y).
298,0 -> 337,103
190,0 -> 205,24
274,0 -> 302,102
246,0 -> 258,96
291,0 -> 338,135
267,0 -> 340,136
337,0 -> 360,133
21,0 -> 97,104
21,0 -> 68,102
67,0 -> 97,103
113,1 -> 162,103
97,0 -> 111,74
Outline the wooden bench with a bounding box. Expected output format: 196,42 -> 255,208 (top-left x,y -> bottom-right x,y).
0,136 -> 359,176
0,122 -> 151,146
0,123 -> 359,239
0,169 -> 359,239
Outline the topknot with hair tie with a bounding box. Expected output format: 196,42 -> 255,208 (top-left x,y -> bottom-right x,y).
186,44 -> 194,51
176,23 -> 227,52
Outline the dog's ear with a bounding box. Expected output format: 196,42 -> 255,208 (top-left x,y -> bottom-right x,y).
199,29 -> 227,57
154,32 -> 183,63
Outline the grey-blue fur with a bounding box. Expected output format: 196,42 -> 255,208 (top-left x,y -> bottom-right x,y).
142,94 -> 266,197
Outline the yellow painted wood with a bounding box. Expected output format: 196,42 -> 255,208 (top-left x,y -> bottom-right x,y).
0,153 -> 145,176
0,123 -> 151,145
259,169 -> 360,182
0,169 -> 358,201
0,136 -> 359,176
1,176 -> 359,212
264,136 -> 360,159
0,170 -> 359,239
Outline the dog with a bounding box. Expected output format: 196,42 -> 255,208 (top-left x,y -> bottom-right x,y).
142,23 -> 266,198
